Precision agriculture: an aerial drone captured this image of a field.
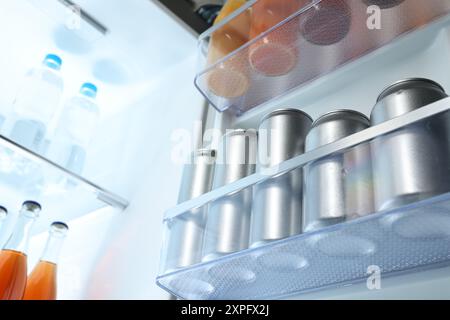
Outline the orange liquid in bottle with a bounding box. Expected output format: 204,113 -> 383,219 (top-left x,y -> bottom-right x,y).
23,261 -> 57,300
0,249 -> 28,300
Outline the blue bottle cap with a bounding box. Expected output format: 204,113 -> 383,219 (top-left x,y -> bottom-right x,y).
80,82 -> 98,99
43,54 -> 62,71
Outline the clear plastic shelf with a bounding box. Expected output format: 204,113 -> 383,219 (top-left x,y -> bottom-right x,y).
159,194 -> 450,299
195,0 -> 450,115
157,98 -> 450,300
0,134 -> 128,235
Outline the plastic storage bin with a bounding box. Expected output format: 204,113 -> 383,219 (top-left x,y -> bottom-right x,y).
195,0 -> 450,115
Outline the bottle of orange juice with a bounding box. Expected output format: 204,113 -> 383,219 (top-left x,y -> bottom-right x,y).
0,201 -> 41,300
23,222 -> 68,300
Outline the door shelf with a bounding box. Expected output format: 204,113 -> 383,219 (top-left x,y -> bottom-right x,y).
195,0 -> 450,115
158,192 -> 450,300
0,134 -> 128,237
157,98 -> 450,300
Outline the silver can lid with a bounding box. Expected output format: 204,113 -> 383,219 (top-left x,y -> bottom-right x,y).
306,109 -> 370,151
372,78 -> 447,124
260,108 -> 313,125
312,109 -> 370,128
376,78 -> 446,103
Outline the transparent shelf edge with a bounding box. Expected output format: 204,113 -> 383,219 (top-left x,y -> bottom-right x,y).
165,97 -> 450,221
157,191 -> 450,300
0,134 -> 129,210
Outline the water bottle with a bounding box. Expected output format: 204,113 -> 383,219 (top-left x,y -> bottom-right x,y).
0,115 -> 5,132
9,54 -> 64,153
47,83 -> 100,176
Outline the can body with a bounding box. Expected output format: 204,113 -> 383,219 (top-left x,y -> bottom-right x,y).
202,130 -> 257,261
251,169 -> 304,246
203,190 -> 253,261
371,78 -> 449,211
164,150 -> 216,272
251,109 -> 312,247
344,142 -> 374,219
303,110 -> 372,233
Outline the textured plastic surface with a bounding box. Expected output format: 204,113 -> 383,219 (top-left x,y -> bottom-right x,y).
158,99 -> 450,300
158,193 -> 450,299
195,0 -> 450,115
0,135 -> 128,236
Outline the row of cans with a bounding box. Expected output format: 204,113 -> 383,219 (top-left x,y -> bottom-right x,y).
164,78 -> 450,272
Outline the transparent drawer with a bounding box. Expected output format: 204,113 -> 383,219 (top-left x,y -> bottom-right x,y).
195,0 -> 450,115
157,97 -> 450,300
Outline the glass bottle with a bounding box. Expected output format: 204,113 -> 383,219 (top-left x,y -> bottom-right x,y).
23,222 -> 68,300
10,54 -> 64,153
0,206 -> 7,230
0,201 -> 41,300
0,206 -> 8,247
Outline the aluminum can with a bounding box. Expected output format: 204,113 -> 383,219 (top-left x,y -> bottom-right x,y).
202,130 -> 257,261
303,110 -> 372,232
362,0 -> 404,10
371,78 -> 449,211
250,109 -> 312,247
164,149 -> 216,272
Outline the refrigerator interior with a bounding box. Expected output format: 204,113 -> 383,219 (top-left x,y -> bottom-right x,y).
2,0 -> 450,300
0,0 -> 203,299
0,0 -> 201,198
159,3 -> 450,300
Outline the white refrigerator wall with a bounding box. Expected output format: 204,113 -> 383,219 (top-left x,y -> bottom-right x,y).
1,0 -> 204,299
81,57 -> 205,300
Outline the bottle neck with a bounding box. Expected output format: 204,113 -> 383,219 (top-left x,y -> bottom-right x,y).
40,233 -> 65,264
80,90 -> 96,100
4,214 -> 36,254
43,59 -> 61,71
